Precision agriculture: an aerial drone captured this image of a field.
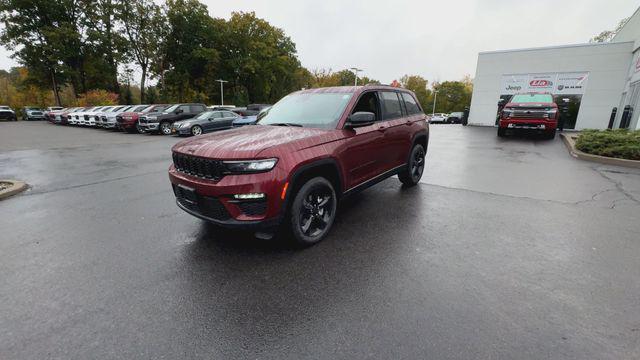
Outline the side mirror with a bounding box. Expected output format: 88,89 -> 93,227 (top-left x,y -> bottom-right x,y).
175,109 -> 183,114
345,111 -> 375,128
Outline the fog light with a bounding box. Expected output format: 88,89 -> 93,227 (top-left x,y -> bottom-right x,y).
233,193 -> 265,200
508,123 -> 515,128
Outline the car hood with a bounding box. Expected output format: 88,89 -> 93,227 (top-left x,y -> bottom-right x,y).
172,125 -> 335,159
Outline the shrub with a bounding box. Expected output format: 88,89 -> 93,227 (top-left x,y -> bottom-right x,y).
73,90 -> 119,106
575,129 -> 640,160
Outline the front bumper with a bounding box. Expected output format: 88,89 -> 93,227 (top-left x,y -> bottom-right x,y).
499,119 -> 556,132
140,122 -> 159,132
171,125 -> 191,135
168,165 -> 288,229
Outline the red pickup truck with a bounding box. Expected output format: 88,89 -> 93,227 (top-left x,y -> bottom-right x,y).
498,93 -> 558,139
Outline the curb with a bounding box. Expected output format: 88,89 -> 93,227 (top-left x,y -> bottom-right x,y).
0,180 -> 28,200
561,134 -> 640,169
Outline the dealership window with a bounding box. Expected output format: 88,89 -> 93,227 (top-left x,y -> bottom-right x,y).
401,93 -> 422,115
380,91 -> 403,120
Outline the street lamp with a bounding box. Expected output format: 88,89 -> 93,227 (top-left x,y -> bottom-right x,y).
432,90 -> 439,115
350,67 -> 363,86
215,79 -> 228,106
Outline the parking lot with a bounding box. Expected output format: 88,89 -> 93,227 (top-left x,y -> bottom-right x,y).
1,122 -> 639,359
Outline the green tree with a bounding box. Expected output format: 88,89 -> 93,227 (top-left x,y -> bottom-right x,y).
432,80 -> 472,113
118,0 -> 166,101
0,0 -> 79,105
400,75 -> 431,111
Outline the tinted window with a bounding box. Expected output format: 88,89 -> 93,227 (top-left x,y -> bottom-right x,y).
223,111 -> 237,117
190,105 -> 204,113
212,111 -> 223,119
380,92 -> 403,120
179,105 -> 190,113
401,93 -> 422,115
352,92 -> 379,121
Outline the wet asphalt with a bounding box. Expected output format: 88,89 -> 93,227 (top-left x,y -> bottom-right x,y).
1,122 -> 639,359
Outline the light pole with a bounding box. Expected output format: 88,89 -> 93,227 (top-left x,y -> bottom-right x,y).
350,67 -> 363,86
432,90 -> 438,115
215,79 -> 228,105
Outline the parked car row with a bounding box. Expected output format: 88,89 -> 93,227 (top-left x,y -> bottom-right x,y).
44,103 -> 272,137
428,112 -> 464,124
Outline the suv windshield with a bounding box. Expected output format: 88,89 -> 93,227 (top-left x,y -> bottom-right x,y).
164,104 -> 180,113
511,94 -> 553,103
258,92 -> 352,129
143,105 -> 165,113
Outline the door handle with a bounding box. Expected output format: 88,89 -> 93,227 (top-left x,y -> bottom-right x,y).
377,125 -> 387,132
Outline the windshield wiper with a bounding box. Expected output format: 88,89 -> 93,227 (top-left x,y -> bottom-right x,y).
269,122 -> 303,127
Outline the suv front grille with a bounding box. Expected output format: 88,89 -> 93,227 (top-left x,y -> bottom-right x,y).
172,152 -> 225,180
511,110 -> 546,119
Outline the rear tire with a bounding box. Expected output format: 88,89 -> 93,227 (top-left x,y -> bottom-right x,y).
289,177 -> 337,246
399,144 -> 426,186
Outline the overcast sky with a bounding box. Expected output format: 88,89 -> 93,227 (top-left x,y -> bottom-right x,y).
0,0 -> 637,84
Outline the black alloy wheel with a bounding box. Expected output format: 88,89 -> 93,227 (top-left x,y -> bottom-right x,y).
290,177 -> 337,246
399,144 -> 426,186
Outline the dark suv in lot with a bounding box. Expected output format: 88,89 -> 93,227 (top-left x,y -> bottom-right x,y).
498,93 -> 558,139
169,85 -> 429,245
139,103 -> 207,134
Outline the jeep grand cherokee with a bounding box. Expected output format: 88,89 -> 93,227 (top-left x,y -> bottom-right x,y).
169,85 -> 429,245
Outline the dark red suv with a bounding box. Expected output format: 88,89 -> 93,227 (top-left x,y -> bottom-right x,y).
498,93 -> 558,139
168,85 -> 429,245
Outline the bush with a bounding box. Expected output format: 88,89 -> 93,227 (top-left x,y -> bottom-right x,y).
73,90 -> 119,106
575,129 -> 640,160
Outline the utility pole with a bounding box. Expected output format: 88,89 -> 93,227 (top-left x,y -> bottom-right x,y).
432,90 -> 438,115
215,79 -> 228,105
350,67 -> 363,86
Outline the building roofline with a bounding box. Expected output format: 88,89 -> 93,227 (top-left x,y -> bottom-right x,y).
612,6 -> 640,42
479,41 -> 634,55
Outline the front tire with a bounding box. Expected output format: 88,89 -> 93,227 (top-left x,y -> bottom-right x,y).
497,128 -> 506,137
191,125 -> 203,136
160,121 -> 172,135
399,144 -> 426,186
289,177 -> 337,246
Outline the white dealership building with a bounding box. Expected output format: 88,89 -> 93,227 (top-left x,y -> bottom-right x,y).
469,7 -> 640,130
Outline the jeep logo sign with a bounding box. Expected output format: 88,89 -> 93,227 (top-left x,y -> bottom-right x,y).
529,80 -> 552,87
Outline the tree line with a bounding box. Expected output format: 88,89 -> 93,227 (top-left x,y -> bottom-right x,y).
0,0 -> 473,113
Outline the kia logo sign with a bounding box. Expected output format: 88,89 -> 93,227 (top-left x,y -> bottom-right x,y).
530,80 -> 552,87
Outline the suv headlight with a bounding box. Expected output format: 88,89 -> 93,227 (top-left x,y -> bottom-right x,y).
223,158 -> 278,173
544,109 -> 557,119
502,108 -> 514,118
147,116 -> 158,122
